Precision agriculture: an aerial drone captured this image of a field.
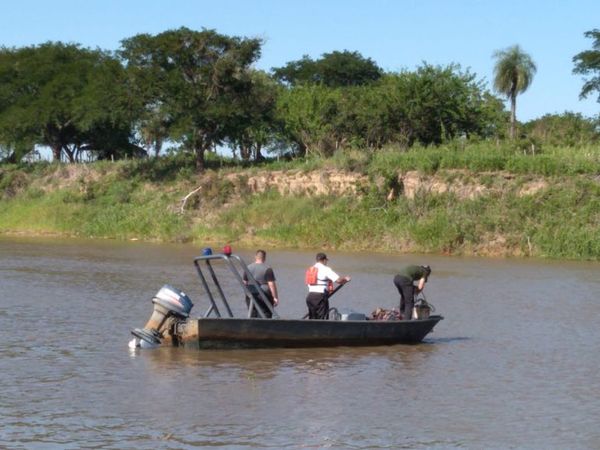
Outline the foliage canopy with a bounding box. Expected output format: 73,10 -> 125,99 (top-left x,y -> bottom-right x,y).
272,50 -> 383,87
119,27 -> 263,171
0,42 -> 137,162
493,45 -> 537,139
3,27 -> 597,167
573,29 -> 600,103
275,63 -> 506,156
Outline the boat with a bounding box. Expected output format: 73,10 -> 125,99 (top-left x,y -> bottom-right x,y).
130,248 -> 443,349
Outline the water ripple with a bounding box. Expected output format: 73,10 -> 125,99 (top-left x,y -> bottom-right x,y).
1,238 -> 600,448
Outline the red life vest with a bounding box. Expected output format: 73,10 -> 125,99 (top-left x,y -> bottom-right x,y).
305,265 -> 333,293
305,266 -> 318,285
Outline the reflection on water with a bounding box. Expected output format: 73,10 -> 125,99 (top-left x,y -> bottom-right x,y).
1,236 -> 600,448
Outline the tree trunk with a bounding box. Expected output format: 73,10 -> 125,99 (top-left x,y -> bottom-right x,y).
194,147 -> 206,172
298,142 -> 307,157
240,144 -> 251,161
51,145 -> 62,162
4,151 -> 17,164
254,144 -> 263,161
192,130 -> 208,172
63,146 -> 75,163
510,92 -> 517,140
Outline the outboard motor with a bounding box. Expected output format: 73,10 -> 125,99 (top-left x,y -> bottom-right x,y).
130,285 -> 193,348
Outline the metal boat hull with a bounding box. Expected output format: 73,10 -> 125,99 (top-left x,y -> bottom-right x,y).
175,315 -> 443,349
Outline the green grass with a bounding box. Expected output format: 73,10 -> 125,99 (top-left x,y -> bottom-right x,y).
1,141 -> 599,259
0,178 -> 189,241
188,179 -> 600,260
367,142 -> 600,177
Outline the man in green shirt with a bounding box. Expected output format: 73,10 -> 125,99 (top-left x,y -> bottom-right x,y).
393,265 -> 431,320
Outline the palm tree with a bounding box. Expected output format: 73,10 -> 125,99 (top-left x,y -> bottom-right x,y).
493,45 -> 537,139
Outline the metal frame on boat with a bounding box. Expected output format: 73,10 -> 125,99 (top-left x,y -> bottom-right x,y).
131,250 -> 443,349
193,251 -> 280,320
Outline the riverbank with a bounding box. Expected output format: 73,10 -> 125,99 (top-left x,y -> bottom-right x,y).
1,144 -> 599,260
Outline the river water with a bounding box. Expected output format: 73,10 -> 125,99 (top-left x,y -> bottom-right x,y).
0,236 -> 599,449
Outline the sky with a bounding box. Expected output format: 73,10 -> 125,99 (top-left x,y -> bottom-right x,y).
2,0 -> 599,122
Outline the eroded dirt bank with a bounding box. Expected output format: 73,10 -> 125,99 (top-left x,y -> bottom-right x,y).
3,163 -> 597,259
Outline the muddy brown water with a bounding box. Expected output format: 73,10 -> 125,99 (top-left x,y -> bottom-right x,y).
1,236 -> 599,449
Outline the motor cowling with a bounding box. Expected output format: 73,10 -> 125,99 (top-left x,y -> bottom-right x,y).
152,285 -> 194,319
130,285 -> 193,347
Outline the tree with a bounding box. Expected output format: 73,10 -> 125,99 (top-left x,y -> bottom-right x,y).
523,112 -> 599,146
226,70 -> 279,162
275,85 -> 340,156
272,50 -> 382,87
0,141 -> 34,163
379,64 -> 504,146
0,42 -> 136,162
119,27 -> 262,171
275,64 -> 506,154
138,110 -> 169,158
573,29 -> 600,103
492,45 -> 536,139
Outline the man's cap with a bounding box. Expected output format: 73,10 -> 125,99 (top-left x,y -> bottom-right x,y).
316,252 -> 328,261
421,265 -> 432,276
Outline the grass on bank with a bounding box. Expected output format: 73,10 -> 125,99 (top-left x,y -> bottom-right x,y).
367,142 -> 600,177
0,177 -> 190,241
2,140 -> 599,189
1,141 -> 599,259
193,178 -> 600,260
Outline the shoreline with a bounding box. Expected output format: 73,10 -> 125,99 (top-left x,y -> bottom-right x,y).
0,229 -> 575,261
1,152 -> 599,261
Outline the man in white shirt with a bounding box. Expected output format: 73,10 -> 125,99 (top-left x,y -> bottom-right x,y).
305,252 -> 351,319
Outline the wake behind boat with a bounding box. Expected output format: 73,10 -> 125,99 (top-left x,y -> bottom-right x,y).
130,248 -> 443,349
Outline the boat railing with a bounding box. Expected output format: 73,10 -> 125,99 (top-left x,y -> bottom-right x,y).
193,252 -> 279,319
